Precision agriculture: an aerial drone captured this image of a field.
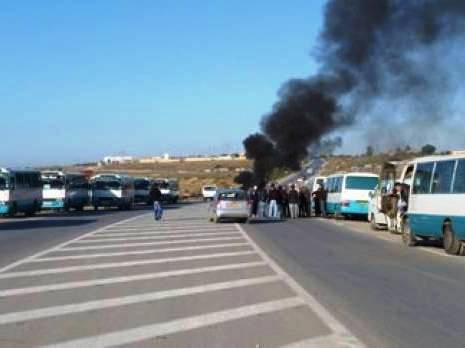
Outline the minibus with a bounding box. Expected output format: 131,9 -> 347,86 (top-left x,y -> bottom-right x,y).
41,171 -> 90,211
91,174 -> 135,210
134,177 -> 152,205
0,168 -> 43,217
326,172 -> 379,218
400,154 -> 465,255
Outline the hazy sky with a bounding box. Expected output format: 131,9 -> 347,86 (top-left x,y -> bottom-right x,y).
1,0 -> 326,166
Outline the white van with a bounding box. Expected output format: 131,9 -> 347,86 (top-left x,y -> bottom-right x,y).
202,185 -> 217,201
399,154 -> 465,255
0,168 -> 43,217
326,172 -> 379,218
91,174 -> 135,210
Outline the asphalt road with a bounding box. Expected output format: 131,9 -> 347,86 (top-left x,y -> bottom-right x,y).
0,202 -> 360,347
244,217 -> 465,348
2,202 -> 464,347
0,206 -> 151,270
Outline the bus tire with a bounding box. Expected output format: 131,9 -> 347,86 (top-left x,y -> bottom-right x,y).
402,218 -> 417,247
94,205 -> 99,211
8,202 -> 17,218
443,223 -> 461,255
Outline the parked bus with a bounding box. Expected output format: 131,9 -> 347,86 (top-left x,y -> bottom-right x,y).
154,178 -> 180,203
400,154 -> 465,255
91,174 -> 135,210
326,172 -> 379,218
134,177 -> 152,205
0,168 -> 42,217
41,171 -> 90,211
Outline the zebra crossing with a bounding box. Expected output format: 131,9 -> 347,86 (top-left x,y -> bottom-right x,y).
0,204 -> 363,347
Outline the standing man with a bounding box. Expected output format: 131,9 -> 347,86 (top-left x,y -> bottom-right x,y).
249,185 -> 260,218
320,184 -> 327,217
150,183 -> 163,221
313,187 -> 321,217
267,183 -> 279,218
288,184 -> 299,219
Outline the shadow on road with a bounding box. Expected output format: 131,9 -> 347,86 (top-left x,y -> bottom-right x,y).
0,218 -> 97,231
248,218 -> 286,224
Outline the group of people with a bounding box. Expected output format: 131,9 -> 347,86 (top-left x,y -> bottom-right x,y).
248,183 -> 328,220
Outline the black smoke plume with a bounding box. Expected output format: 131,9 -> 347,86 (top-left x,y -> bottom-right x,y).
242,0 -> 465,184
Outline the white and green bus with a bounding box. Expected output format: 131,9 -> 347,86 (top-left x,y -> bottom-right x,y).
0,168 -> 43,217
400,154 -> 465,255
41,171 -> 90,211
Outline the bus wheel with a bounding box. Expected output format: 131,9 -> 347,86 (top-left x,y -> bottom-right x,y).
443,223 -> 461,255
402,218 -> 417,247
94,205 -> 99,211
8,203 -> 17,218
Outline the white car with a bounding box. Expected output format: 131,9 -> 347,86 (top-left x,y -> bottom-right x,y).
202,185 -> 217,201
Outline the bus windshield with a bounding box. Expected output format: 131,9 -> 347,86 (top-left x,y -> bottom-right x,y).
94,181 -> 121,190
134,180 -> 150,190
0,174 -> 8,190
345,176 -> 378,190
42,178 -> 65,189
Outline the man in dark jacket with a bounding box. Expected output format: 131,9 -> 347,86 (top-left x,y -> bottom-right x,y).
150,183 -> 163,220
267,184 -> 279,218
288,184 -> 299,219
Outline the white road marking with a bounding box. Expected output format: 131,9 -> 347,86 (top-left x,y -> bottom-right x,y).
105,225 -> 219,231
0,276 -> 281,325
74,231 -> 240,243
0,261 -> 268,297
59,236 -> 245,251
92,229 -> 237,237
236,224 -> 364,347
32,243 -> 251,262
0,214 -> 151,274
280,334 -> 355,348
39,297 -> 306,348
0,251 -> 257,280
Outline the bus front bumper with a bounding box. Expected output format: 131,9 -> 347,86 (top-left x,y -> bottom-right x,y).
0,203 -> 9,214
341,200 -> 369,215
42,199 -> 65,209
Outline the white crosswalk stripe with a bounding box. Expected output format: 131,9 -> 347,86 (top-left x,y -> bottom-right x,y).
0,204 -> 363,347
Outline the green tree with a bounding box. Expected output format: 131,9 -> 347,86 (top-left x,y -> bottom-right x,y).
421,144 -> 436,155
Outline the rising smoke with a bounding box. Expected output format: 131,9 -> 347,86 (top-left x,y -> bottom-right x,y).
243,0 -> 465,184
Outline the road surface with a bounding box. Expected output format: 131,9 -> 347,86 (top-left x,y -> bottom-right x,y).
1,202 -> 464,347
0,203 -> 360,347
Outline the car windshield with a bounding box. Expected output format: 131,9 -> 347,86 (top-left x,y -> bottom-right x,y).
345,176 -> 378,190
218,191 -> 246,201
0,174 -> 8,190
204,186 -> 216,191
94,180 -> 121,190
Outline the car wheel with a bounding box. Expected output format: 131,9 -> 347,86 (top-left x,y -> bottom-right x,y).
402,218 -> 417,247
443,223 -> 462,255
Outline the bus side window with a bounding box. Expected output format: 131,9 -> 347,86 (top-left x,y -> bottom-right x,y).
10,176 -> 16,190
413,163 -> 434,194
453,160 -> 465,193
432,160 -> 455,194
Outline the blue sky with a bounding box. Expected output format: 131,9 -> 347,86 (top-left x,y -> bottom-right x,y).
1,0 -> 326,166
